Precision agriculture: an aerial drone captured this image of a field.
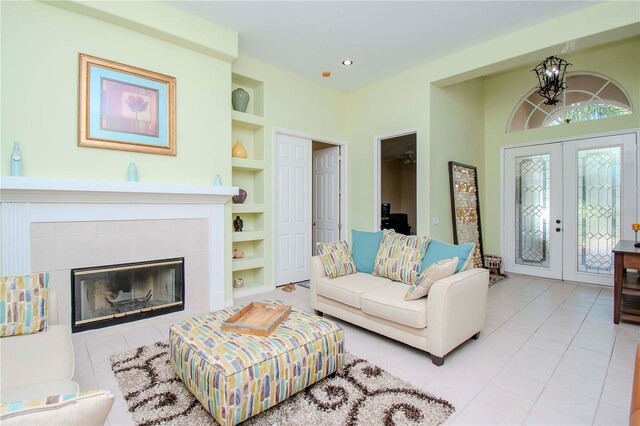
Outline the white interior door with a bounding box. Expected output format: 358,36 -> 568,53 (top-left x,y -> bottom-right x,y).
275,133 -> 311,285
312,146 -> 340,255
504,133 -> 637,286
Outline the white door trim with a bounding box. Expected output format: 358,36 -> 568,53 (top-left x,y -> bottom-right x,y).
500,129 -> 640,278
373,127 -> 421,233
272,127 -> 348,284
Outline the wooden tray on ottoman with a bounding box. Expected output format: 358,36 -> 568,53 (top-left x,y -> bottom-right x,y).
221,302 -> 291,336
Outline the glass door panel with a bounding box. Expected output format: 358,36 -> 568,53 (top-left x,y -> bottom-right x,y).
576,146 -> 620,275
515,154 -> 551,268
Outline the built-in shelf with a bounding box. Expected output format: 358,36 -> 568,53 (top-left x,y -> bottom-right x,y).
232,111 -> 264,130
232,230 -> 265,242
232,283 -> 274,299
232,158 -> 264,171
231,72 -> 266,295
232,256 -> 265,271
232,204 -> 265,214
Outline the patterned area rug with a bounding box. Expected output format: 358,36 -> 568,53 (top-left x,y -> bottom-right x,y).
110,341 -> 454,426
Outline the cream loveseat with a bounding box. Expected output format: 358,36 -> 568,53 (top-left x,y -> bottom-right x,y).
310,256 -> 489,366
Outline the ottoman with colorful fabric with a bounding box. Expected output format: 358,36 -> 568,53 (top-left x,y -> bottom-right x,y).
169,302 -> 344,426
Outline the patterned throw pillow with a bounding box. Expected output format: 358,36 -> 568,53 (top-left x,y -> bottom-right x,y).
373,230 -> 430,284
0,273 -> 49,337
405,257 -> 458,300
317,241 -> 357,279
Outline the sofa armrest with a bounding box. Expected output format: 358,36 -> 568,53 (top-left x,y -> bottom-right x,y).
309,256 -> 326,309
426,268 -> 489,357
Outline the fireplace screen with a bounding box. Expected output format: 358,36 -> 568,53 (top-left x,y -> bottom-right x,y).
71,258 -> 184,333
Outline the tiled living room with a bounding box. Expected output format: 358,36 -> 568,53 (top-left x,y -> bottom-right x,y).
1,1 -> 640,425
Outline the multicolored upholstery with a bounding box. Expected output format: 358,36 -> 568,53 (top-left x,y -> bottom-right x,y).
405,257 -> 458,300
317,241 -> 357,278
373,230 -> 429,284
0,390 -> 114,425
169,302 -> 344,426
0,273 -> 49,337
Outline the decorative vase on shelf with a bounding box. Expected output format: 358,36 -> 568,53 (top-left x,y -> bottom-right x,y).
233,248 -> 245,259
213,174 -> 223,186
233,215 -> 244,232
233,188 -> 247,204
11,141 -> 22,177
233,278 -> 244,288
231,88 -> 250,113
232,140 -> 248,158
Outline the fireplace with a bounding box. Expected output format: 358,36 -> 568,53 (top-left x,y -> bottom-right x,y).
71,258 -> 184,333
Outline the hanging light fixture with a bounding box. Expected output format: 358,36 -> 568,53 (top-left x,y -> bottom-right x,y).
532,55 -> 571,106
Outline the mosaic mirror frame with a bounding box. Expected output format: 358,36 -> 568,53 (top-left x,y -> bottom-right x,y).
448,161 -> 484,268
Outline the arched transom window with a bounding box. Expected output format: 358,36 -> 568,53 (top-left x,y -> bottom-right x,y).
507,72 -> 632,132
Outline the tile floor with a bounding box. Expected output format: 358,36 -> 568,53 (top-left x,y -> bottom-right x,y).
71,274 -> 639,425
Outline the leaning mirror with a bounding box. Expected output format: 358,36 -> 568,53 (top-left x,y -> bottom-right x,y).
448,161 -> 484,268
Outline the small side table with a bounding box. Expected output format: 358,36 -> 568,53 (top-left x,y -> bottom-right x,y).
612,240 -> 640,324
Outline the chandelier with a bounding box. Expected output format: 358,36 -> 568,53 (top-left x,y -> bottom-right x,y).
532,55 -> 571,106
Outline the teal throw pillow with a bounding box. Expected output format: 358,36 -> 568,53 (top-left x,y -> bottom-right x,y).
420,239 -> 474,273
351,229 -> 383,274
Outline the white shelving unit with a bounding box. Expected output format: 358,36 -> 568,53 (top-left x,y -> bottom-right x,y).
231,72 -> 268,298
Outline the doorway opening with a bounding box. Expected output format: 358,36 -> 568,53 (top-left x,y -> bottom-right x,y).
375,131 -> 418,234
274,130 -> 347,286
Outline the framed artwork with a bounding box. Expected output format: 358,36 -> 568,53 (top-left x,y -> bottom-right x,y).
448,161 -> 484,268
78,54 -> 176,156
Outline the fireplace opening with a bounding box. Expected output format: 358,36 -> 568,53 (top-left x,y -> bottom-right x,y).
71,258 -> 184,333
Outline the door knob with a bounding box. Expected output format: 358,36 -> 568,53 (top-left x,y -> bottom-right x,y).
556,227 -> 561,232
556,219 -> 561,224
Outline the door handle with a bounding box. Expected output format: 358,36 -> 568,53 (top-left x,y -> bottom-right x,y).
556,219 -> 561,224
556,227 -> 562,232
312,221 -> 316,227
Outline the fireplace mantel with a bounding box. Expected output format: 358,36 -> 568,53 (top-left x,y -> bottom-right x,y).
0,176 -> 238,313
0,176 -> 238,203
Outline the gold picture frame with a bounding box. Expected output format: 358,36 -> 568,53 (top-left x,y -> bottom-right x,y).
78,54 -> 176,156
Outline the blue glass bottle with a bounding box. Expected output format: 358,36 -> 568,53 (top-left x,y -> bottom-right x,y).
127,163 -> 138,182
11,141 -> 22,177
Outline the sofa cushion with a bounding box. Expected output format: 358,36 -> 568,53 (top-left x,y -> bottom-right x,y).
360,283 -> 428,329
316,273 -> 390,309
317,241 -> 357,279
373,230 -> 429,284
351,229 -> 383,274
420,240 -> 474,273
0,325 -> 74,394
405,257 -> 458,300
0,273 -> 49,337
0,390 -> 114,426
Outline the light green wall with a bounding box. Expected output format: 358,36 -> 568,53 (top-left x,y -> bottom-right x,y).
1,1 -> 233,185
347,66 -> 430,234
483,37 -> 640,253
346,1 -> 639,257
429,79 -> 485,243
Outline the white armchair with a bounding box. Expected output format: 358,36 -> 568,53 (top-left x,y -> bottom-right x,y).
0,290 -> 78,403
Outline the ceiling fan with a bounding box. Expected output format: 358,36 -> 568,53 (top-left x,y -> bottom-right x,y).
387,149 -> 417,164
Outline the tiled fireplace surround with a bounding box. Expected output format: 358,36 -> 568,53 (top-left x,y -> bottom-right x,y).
0,177 -> 237,332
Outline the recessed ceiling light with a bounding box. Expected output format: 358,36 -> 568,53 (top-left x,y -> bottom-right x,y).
322,71 -> 331,78
342,59 -> 353,66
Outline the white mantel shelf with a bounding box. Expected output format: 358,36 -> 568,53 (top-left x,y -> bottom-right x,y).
1,176 -> 237,311
0,176 -> 239,203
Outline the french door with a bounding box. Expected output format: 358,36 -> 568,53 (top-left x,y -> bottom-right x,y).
504,133 -> 637,286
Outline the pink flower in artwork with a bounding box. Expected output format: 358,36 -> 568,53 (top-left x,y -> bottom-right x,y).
125,95 -> 149,113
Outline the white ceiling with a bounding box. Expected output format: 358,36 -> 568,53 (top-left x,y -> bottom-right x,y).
166,1 -> 600,91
